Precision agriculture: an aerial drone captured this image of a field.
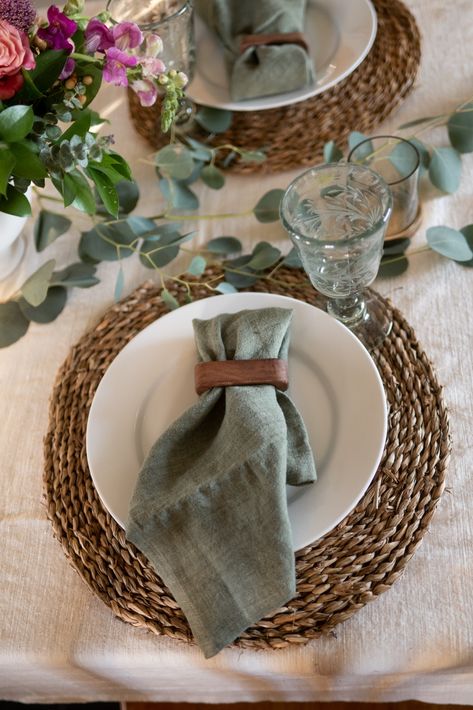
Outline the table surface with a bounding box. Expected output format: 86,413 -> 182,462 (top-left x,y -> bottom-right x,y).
1,0 -> 473,703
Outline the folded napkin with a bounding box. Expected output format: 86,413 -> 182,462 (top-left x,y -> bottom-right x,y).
126,307 -> 316,657
195,0 -> 315,101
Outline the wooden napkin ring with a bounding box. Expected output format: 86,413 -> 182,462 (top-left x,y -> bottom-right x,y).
239,32 -> 309,55
195,359 -> 288,395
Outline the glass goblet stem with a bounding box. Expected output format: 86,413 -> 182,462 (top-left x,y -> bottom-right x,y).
327,294 -> 366,327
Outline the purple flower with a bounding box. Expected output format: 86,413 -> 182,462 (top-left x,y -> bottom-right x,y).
84,18 -> 114,53
0,0 -> 36,33
112,21 -> 143,50
37,5 -> 77,52
103,46 -> 138,87
59,56 -> 75,80
131,78 -> 158,107
140,56 -> 166,78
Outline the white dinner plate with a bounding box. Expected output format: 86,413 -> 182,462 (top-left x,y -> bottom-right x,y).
86,293 -> 387,551
186,0 -> 377,111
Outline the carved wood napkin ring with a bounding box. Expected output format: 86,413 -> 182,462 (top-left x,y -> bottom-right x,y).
239,32 -> 309,55
195,359 -> 289,395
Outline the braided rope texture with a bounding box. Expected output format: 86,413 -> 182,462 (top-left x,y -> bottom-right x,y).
43,271 -> 450,651
126,0 -> 421,174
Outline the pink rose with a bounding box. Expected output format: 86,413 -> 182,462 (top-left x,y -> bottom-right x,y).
0,19 -> 35,79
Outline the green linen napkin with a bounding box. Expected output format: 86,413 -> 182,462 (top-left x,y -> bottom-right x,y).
126,307 -> 316,658
195,0 -> 315,101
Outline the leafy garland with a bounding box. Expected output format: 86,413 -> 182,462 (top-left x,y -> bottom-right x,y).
1,100 -> 473,348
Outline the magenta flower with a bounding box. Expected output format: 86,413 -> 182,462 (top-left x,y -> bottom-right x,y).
37,5 -> 77,51
84,18 -> 114,53
0,0 -> 36,34
103,46 -> 138,87
112,21 -> 143,50
131,78 -> 158,107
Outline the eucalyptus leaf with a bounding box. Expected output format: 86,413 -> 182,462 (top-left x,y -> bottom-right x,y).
426,225 -> 473,261
389,141 -> 419,177
79,222 -> 135,261
115,180 -> 139,214
195,107 -> 232,133
447,103 -> 473,153
0,301 -> 29,347
185,136 -> 213,161
206,236 -> 242,255
382,237 -> 411,256
34,210 -> 72,252
161,288 -> 179,310
377,256 -> 409,278
224,255 -> 257,287
21,259 -> 56,307
126,216 -> 159,236
348,131 -> 373,158
282,247 -> 302,268
239,150 -> 266,163
253,189 -> 285,223
187,255 -> 206,276
460,225 -> 473,266
114,266 -> 125,301
323,140 -> 344,163
201,164 -> 225,189
0,105 -> 34,143
53,262 -> 99,288
216,281 -> 238,294
156,144 -> 194,180
18,286 -> 67,323
140,239 -> 179,268
429,147 -> 462,193
159,177 -> 199,211
247,242 -> 281,270
408,138 -> 431,172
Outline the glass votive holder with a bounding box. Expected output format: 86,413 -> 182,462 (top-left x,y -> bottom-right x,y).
108,0 -> 196,80
348,135 -> 420,239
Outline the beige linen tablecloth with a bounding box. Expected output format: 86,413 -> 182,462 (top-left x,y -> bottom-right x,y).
1,0 -> 473,702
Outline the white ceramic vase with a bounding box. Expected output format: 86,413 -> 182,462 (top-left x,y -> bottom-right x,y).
0,193 -> 30,281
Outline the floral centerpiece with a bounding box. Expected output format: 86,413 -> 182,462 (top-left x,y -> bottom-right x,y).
0,0 -> 187,218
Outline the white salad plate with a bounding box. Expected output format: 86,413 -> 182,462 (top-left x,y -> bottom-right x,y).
86,293 -> 387,551
186,0 -> 377,111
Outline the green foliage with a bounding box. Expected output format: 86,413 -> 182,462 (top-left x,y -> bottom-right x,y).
447,103 -> 473,153
53,262 -> 99,287
0,185 -> 31,217
161,288 -> 179,309
0,106 -> 34,142
215,281 -> 238,294
19,286 -> 67,323
21,259 -> 56,307
247,242 -> 281,270
253,189 -> 285,222
201,164 -> 225,189
206,236 -> 242,254
114,266 -> 125,301
0,302 -> 29,347
323,140 -> 344,163
156,144 -> 195,180
195,107 -> 233,133
187,255 -> 207,276
429,147 -> 462,193
348,131 -> 372,157
426,226 -> 473,260
34,210 -> 72,252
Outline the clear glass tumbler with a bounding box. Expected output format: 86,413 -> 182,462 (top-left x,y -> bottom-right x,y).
280,162 -> 392,350
348,135 -> 420,238
107,0 -> 196,79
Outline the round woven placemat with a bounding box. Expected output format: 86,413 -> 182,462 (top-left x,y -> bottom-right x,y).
127,0 -> 421,173
43,270 -> 450,651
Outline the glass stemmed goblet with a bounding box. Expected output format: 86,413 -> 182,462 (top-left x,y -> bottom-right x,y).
280,162 -> 393,350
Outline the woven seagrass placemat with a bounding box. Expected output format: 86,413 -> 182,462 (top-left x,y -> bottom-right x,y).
127,0 -> 421,174
43,270 -> 450,651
